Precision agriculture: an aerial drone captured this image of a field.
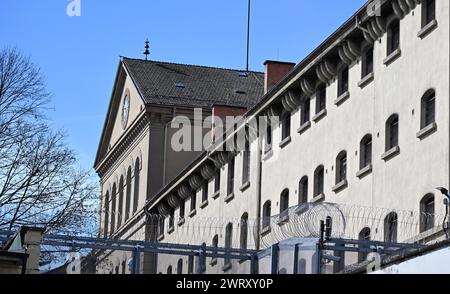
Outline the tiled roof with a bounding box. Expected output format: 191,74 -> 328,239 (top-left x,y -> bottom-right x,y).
122,57 -> 264,109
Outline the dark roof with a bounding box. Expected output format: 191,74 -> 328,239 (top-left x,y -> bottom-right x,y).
122,57 -> 264,109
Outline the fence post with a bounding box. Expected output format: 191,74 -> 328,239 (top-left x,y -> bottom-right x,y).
198,243 -> 207,274
250,254 -> 258,274
132,247 -> 141,274
270,243 -> 279,274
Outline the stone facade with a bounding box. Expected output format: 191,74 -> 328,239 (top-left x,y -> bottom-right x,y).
95,0 -> 450,274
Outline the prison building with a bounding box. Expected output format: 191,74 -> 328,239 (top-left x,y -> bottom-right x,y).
94,0 -> 449,274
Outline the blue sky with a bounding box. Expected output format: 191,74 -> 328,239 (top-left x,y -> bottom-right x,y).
0,0 -> 366,172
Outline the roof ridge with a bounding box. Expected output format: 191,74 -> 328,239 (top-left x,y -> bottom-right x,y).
122,56 -> 265,75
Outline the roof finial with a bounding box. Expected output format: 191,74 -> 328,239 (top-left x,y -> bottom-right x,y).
143,39 -> 150,61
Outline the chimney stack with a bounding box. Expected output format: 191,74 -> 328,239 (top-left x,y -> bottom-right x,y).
264,60 -> 296,94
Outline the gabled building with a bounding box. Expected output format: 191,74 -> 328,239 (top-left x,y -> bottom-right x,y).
93,57 -> 268,273
96,0 -> 450,274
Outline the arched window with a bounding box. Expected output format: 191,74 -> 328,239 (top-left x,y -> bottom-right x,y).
280,189 -> 290,216
133,158 -> 140,213
262,201 -> 272,229
299,177 -> 308,205
337,64 -> 349,97
227,156 -> 235,196
177,259 -> 183,274
387,18 -> 400,55
300,98 -> 310,126
281,110 -> 291,141
336,151 -> 347,184
386,114 -> 399,151
224,223 -> 233,267
167,266 -> 173,275
110,183 -> 117,234
125,167 -> 132,220
421,90 -> 436,129
360,135 -> 372,169
420,194 -> 435,233
361,45 -> 374,78
358,227 -> 371,263
118,176 -> 124,228
384,212 -> 398,243
316,84 -> 326,114
422,0 -> 436,28
115,266 -> 119,274
240,213 -> 248,250
121,261 -> 126,274
104,191 -> 110,238
314,166 -> 324,198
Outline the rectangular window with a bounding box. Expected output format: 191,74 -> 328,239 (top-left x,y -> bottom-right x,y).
388,20 -> 400,55
265,119 -> 273,151
338,66 -> 349,96
422,0 -> 436,27
190,194 -> 196,212
214,170 -> 221,193
202,181 -> 208,203
281,112 -> 291,140
362,46 -> 374,78
316,85 -> 326,113
179,200 -> 185,220
227,156 -> 235,196
169,210 -> 175,229
242,140 -> 250,184
301,99 -> 310,125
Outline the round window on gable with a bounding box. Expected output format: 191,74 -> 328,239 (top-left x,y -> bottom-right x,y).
121,89 -> 131,129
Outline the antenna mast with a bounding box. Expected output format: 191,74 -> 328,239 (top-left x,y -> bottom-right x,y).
246,0 -> 251,72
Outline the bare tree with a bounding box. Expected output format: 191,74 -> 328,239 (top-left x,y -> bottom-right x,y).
0,47 -> 97,237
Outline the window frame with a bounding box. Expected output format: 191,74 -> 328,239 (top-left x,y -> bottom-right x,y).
337,64 -> 349,97
422,0 -> 436,28
300,98 -> 311,126
316,84 -> 327,114
299,176 -> 309,205
387,18 -> 400,56
336,151 -> 347,184
421,90 -> 436,129
386,114 -> 399,151
360,134 -> 373,170
361,45 -> 374,79
313,166 -> 324,197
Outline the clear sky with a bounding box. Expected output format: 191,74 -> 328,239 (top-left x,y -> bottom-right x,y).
0,0 -> 366,173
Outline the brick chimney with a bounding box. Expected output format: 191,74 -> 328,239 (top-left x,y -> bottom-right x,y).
264,60 -> 296,94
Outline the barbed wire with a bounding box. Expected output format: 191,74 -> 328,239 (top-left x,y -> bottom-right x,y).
147,202 -> 447,249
